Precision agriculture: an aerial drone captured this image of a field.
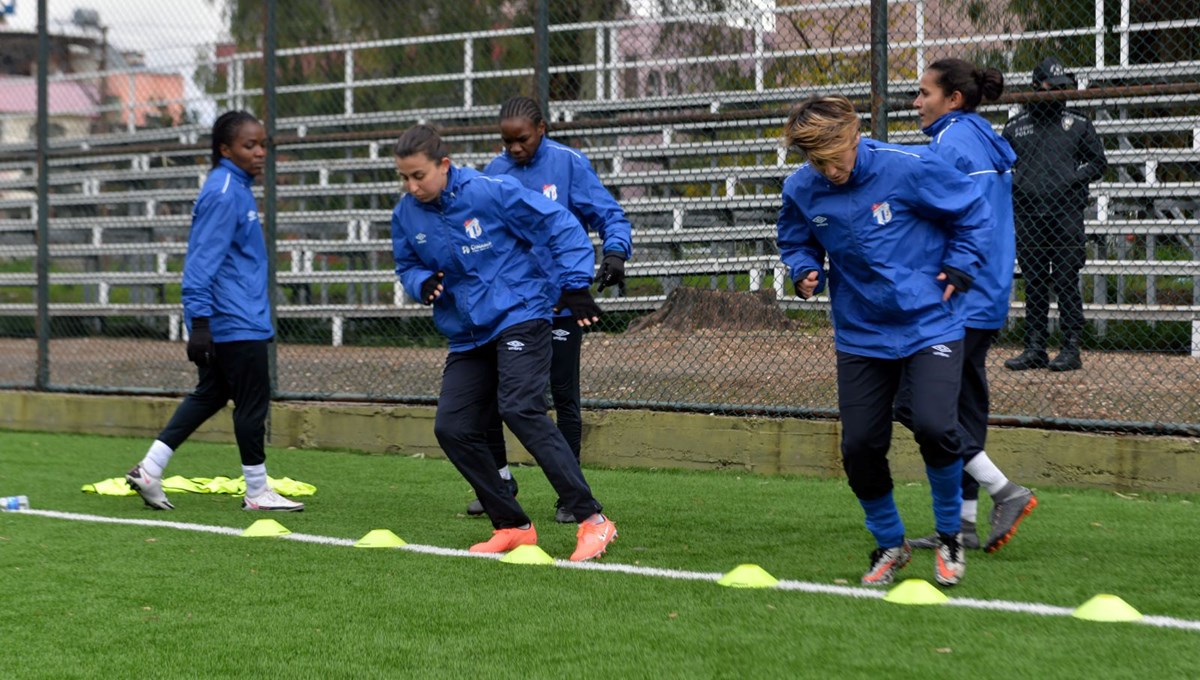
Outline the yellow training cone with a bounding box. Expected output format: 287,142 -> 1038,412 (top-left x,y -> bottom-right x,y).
355,529 -> 408,548
717,564 -> 778,588
241,518 -> 291,537
883,579 -> 949,605
1073,594 -> 1143,622
499,544 -> 555,565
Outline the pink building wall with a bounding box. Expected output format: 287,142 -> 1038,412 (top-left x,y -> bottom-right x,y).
103,71 -> 186,127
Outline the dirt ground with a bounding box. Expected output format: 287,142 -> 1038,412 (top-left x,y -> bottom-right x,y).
4,327 -> 1200,432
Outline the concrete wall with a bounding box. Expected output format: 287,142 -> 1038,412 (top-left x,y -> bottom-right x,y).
2,390 -> 1198,493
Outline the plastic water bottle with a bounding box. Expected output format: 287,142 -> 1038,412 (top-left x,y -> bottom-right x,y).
1,495 -> 29,512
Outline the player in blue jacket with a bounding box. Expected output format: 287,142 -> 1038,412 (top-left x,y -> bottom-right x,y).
390,124 -> 617,561
462,96 -> 635,523
907,58 -> 1037,554
777,95 -> 993,587
124,110 -> 303,512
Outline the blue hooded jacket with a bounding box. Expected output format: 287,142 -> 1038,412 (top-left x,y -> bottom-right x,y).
391,165 -> 596,352
923,111 -> 1017,329
485,137 -> 633,317
485,137 -> 633,259
777,138 -> 993,359
181,159 -> 273,342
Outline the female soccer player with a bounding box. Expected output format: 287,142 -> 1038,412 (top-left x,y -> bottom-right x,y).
777,95 -> 993,586
125,111 -> 304,512
390,124 -> 617,561
908,58 -> 1037,553
463,96 -> 635,523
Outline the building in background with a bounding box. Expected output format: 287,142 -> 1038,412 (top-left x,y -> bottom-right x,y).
0,26 -> 184,142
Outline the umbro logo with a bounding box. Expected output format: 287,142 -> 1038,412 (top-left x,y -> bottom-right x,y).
551,329 -> 570,342
813,215 -> 828,227
506,340 -> 525,351
932,344 -> 952,358
246,210 -> 259,223
415,232 -> 427,244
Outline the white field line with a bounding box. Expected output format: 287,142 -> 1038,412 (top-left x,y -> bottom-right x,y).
17,509 -> 1200,633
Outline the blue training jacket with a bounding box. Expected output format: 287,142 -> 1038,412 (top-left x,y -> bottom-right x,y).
777,137 -> 993,359
485,137 -> 633,318
485,137 -> 633,259
391,165 -> 596,352
923,111 -> 1017,330
181,159 -> 273,342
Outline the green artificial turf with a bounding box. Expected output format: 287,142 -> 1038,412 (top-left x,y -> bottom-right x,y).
1,430 -> 1197,679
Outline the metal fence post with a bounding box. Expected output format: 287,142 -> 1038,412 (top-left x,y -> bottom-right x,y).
870,0 -> 889,141
536,0 -> 549,107
265,0 -> 279,397
35,0 -> 50,390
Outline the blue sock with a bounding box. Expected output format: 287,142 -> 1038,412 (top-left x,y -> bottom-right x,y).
859,491 -> 905,548
926,460 -> 965,536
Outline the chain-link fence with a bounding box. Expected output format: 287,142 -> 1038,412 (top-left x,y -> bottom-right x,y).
1,0 -> 1198,434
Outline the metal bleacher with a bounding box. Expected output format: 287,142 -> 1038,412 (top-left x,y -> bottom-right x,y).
2,46 -> 1199,346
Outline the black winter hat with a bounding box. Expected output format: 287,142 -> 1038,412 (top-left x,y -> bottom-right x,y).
1033,57 -> 1074,88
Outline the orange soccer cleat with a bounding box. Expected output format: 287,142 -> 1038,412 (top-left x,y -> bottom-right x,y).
469,525 -> 538,554
570,514 -> 617,562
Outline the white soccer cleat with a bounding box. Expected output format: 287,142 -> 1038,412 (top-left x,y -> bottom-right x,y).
935,533 -> 966,587
125,464 -> 174,510
242,488 -> 305,512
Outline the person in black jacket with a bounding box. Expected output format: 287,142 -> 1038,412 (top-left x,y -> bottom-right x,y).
1002,57 -> 1108,372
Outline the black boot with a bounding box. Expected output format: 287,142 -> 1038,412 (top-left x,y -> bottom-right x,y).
1048,339 -> 1082,372
1004,348 -> 1049,371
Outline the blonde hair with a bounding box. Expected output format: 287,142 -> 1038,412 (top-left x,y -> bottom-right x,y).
781,95 -> 861,164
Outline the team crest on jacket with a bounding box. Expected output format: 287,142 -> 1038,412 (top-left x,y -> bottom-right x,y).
1062,116 -> 1074,131
464,218 -> 482,238
542,184 -> 558,201
871,202 -> 892,225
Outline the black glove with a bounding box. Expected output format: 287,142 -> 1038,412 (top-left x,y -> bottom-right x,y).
420,271 -> 444,305
941,265 -> 974,293
554,287 -> 603,325
186,317 -> 214,367
596,253 -> 626,293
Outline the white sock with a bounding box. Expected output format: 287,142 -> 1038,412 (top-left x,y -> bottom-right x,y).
243,464 -> 268,497
961,499 -> 978,524
140,440 -> 174,479
964,452 -> 1010,497
497,465 -> 512,481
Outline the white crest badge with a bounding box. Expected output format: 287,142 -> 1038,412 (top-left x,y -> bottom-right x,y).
1062,116 -> 1074,131
872,202 -> 893,226
463,218 -> 482,239
542,184 -> 558,201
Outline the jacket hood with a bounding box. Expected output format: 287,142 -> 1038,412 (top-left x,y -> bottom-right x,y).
216,158 -> 254,187
925,111 -> 1016,172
